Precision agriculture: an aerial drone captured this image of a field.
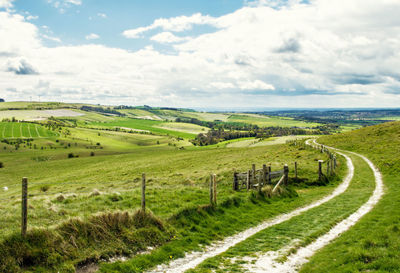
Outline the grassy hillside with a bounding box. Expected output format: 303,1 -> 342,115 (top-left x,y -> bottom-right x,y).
300,121 -> 400,272
87,118 -> 198,139
0,129 -> 342,272
227,114 -> 321,128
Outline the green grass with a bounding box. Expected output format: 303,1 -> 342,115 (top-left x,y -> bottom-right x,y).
0,122 -> 57,139
156,122 -> 209,134
187,153 -> 373,272
299,121 -> 400,272
227,114 -> 321,128
87,118 -> 197,139
0,135 -> 338,272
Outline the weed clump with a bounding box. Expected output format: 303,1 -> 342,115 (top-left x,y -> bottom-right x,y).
0,210 -> 172,272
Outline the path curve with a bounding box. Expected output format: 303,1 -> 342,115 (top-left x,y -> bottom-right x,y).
149,140 -> 354,273
245,140 -> 384,272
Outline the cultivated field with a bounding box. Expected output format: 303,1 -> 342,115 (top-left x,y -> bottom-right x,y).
0,122 -> 58,139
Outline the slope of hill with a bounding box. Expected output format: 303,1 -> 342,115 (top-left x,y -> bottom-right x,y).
300,121 -> 400,272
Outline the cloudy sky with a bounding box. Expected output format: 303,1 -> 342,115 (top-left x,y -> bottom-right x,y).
1,0 -> 400,109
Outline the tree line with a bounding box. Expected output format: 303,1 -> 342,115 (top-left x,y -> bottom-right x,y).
191,127 -> 331,146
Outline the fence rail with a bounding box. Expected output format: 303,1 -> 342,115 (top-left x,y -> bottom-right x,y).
233,164 -> 288,191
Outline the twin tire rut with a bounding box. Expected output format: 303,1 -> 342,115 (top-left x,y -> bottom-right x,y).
149,141 -> 383,273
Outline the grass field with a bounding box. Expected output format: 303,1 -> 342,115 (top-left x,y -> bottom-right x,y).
87,118 -> 198,139
156,122 -> 209,134
299,121 -> 400,272
227,114 -> 321,128
225,136 -> 314,148
0,122 -> 58,139
0,131 -> 339,272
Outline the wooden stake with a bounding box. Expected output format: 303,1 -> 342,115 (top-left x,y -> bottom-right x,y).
233,170 -> 238,191
21,177 -> 28,237
246,170 -> 251,190
318,160 -> 323,181
268,166 -> 272,184
252,164 -> 256,188
284,164 -> 289,185
141,173 -> 146,212
262,164 -> 267,186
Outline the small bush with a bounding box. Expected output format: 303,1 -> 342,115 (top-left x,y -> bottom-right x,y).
67,153 -> 74,158
40,185 -> 50,192
0,162 -> 3,168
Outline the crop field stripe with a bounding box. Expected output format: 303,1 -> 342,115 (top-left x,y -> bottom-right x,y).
20,123 -> 23,138
11,123 -> 14,138
1,123 -> 5,138
35,124 -> 40,138
28,123 -> 32,138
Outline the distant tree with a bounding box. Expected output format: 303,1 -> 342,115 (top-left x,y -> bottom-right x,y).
0,98 -> 4,102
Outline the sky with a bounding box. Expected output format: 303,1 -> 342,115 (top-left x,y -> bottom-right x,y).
1,0 -> 400,109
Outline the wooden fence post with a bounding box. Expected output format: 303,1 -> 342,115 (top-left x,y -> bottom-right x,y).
141,173 -> 146,212
334,156 -> 337,170
246,170 -> 251,190
284,164 -> 289,185
22,177 -> 28,237
233,170 -> 238,191
294,162 -> 298,179
326,159 -> 331,176
252,164 -> 256,188
268,166 -> 272,184
318,160 -> 323,181
210,174 -> 214,205
262,164 -> 267,186
213,174 -> 217,205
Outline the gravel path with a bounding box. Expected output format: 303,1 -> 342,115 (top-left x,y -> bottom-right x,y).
244,140 -> 384,272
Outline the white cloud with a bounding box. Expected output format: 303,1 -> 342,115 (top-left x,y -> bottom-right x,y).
2,1 -> 400,108
65,0 -> 81,5
150,32 -> 190,44
123,13 -> 216,38
85,33 -> 99,40
41,34 -> 61,43
0,0 -> 13,9
26,15 -> 39,20
47,0 -> 81,13
97,13 -> 107,18
239,80 -> 275,90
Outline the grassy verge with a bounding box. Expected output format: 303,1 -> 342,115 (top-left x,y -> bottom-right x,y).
300,121 -> 400,272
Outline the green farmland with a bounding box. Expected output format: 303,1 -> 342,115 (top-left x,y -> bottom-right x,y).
0,122 -> 58,139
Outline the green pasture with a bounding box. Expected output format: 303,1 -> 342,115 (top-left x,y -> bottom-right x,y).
227,114 -> 321,128
87,118 -> 197,139
0,137 -> 339,271
0,122 -> 57,139
300,121 -> 400,272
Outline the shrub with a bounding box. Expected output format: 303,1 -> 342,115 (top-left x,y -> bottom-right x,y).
0,162 -> 3,168
40,185 -> 50,192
